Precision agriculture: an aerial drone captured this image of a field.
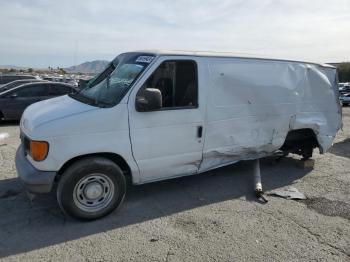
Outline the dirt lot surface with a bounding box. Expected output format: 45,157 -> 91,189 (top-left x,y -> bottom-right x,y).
0,109 -> 349,262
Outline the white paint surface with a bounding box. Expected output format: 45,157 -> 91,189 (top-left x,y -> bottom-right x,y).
18,51 -> 342,184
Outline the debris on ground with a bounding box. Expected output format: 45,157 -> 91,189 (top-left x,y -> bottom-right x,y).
267,186 -> 307,200
0,132 -> 9,146
150,238 -> 159,242
0,132 -> 10,141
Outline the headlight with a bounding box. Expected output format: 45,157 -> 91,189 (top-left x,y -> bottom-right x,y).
30,140 -> 49,161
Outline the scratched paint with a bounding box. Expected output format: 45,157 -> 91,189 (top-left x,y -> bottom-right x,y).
200,57 -> 341,172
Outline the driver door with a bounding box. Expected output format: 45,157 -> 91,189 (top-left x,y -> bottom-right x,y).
128,57 -> 205,182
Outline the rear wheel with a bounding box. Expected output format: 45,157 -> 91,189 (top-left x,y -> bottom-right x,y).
301,147 -> 313,160
57,157 -> 126,220
280,129 -> 318,160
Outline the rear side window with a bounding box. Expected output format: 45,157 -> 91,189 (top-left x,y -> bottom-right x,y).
138,60 -> 198,109
14,85 -> 49,97
49,84 -> 72,96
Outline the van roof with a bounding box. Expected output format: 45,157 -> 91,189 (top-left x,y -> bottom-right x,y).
134,50 -> 335,68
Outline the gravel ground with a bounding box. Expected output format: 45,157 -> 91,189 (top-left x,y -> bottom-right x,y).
0,108 -> 349,262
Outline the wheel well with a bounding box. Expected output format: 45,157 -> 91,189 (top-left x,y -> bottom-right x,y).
280,128 -> 319,157
58,153 -> 132,181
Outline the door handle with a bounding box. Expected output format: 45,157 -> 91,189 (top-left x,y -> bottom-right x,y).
197,126 -> 203,138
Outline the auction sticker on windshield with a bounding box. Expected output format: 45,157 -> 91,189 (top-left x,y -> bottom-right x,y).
136,56 -> 154,63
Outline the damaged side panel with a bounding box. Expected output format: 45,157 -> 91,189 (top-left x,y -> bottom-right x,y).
199,58 -> 341,172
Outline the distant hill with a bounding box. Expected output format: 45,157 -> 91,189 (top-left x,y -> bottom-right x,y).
0,65 -> 28,70
65,60 -> 109,74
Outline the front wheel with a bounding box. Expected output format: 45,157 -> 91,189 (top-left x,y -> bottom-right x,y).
57,157 -> 126,220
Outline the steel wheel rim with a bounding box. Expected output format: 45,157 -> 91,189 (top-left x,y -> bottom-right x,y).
73,173 -> 115,213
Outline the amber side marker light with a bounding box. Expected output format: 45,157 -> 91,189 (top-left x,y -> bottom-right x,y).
30,141 -> 49,161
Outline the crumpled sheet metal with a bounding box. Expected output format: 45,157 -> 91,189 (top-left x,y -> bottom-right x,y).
267,187 -> 307,200
199,58 -> 341,171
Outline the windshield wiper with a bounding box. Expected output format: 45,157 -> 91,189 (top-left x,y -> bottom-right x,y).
69,92 -> 112,108
93,99 -> 111,108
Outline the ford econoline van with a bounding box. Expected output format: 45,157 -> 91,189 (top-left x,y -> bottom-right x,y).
16,51 -> 342,220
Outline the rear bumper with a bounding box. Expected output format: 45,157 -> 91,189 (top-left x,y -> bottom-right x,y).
15,145 -> 56,193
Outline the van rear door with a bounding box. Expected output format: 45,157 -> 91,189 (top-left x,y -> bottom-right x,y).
128,57 -> 205,182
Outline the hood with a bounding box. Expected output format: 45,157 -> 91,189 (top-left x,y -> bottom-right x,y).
21,95 -> 97,132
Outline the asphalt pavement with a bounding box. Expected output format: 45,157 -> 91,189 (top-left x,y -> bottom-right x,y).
0,109 -> 349,261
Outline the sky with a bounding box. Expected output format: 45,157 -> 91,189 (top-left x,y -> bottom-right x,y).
0,0 -> 349,68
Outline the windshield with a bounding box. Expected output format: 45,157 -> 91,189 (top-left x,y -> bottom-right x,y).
70,53 -> 155,107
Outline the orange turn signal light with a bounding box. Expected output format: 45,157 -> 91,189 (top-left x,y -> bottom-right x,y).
30,141 -> 49,161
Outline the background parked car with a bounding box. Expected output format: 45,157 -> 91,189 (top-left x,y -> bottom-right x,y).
339,82 -> 350,94
340,92 -> 350,106
0,82 -> 77,121
0,79 -> 47,93
0,74 -> 37,85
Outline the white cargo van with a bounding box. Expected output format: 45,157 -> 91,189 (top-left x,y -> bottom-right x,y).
16,51 -> 342,220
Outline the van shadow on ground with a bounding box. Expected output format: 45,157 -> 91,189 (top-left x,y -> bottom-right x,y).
328,138 -> 350,158
0,157 -> 310,258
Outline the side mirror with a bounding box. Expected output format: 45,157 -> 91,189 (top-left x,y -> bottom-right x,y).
136,88 -> 162,112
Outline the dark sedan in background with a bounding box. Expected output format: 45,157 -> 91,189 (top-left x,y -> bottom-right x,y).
0,74 -> 37,85
0,82 -> 77,121
340,93 -> 350,106
0,79 -> 47,93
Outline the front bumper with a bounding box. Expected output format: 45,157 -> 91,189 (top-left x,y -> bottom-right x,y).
15,145 -> 56,193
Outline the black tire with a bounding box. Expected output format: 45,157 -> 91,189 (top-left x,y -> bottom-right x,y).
57,157 -> 126,220
301,147 -> 313,160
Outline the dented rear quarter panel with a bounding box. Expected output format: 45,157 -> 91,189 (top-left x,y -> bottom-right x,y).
200,58 -> 341,172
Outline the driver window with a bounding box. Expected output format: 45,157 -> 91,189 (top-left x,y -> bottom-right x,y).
139,60 -> 198,109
